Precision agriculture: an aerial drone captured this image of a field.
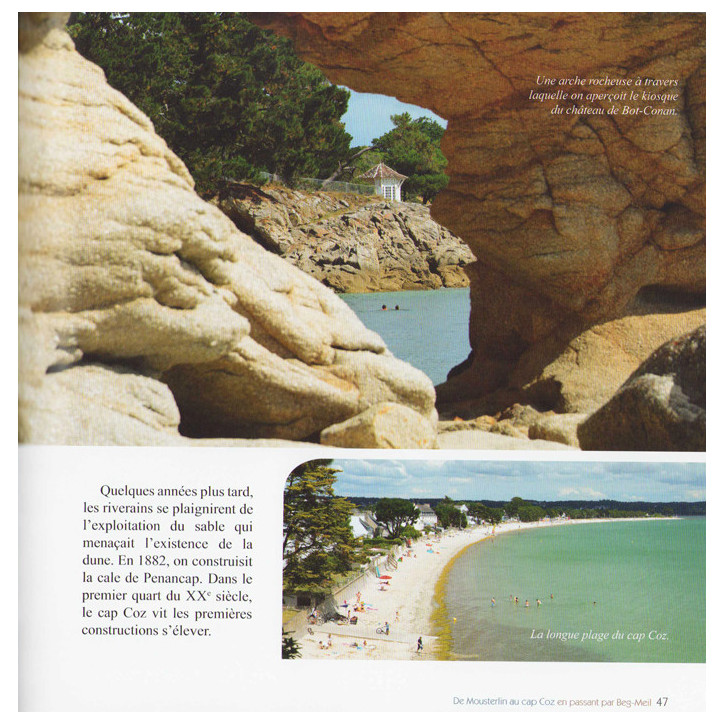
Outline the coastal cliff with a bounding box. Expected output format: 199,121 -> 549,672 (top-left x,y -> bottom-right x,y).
214,184 -> 474,293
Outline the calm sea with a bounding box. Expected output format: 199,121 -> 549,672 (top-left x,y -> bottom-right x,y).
441,518 -> 705,663
340,287 -> 471,385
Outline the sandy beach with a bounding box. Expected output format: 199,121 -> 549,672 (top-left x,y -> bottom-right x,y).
294,516 -> 673,661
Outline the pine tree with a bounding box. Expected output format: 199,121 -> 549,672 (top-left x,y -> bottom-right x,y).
283,461 -> 359,591
68,12 -> 352,195
372,112 -> 449,203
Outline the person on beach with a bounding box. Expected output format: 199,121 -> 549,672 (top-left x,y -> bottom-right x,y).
385,621 -> 390,636
417,637 -> 423,653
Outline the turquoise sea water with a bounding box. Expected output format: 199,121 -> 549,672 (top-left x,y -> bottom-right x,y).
442,518 -> 705,662
340,287 -> 471,386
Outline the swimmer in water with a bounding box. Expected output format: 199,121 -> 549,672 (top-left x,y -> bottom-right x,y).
525,600 -> 530,608
536,599 -> 541,607
491,598 -> 496,607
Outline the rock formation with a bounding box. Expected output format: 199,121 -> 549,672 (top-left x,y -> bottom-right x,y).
253,12 -> 706,418
578,325 -> 705,451
19,12 -> 706,450
320,402 -> 438,449
18,12 -> 436,446
215,184 -> 474,293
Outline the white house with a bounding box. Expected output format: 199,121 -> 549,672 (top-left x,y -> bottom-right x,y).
359,162 -> 407,202
414,503 -> 437,530
350,511 -> 378,538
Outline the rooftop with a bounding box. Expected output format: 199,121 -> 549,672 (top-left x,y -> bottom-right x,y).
359,162 -> 408,181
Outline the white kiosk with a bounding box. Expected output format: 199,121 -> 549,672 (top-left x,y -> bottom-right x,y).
359,162 -> 407,202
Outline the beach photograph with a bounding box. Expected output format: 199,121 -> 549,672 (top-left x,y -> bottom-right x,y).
282,459 -> 705,663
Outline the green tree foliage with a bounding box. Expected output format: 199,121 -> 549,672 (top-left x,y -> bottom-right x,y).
504,496 -> 526,519
68,12 -> 352,195
283,461 -> 359,591
373,498 -> 420,538
466,502 -> 502,526
347,147 -> 384,177
400,524 -> 422,540
282,630 -> 301,659
518,505 -> 546,523
434,499 -> 468,529
466,502 -> 487,524
488,508 -> 504,525
372,112 -> 449,203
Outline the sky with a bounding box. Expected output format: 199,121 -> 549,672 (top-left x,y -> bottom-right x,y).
341,88 -> 448,147
329,459 -> 706,503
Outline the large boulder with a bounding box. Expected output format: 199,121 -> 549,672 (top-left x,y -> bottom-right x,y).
320,403 -> 437,448
18,13 -> 436,445
577,326 -> 705,450
254,12 -> 705,402
505,302 -> 705,414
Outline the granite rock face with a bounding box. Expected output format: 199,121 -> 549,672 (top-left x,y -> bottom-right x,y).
320,402 -> 438,449
254,12 -> 706,402
577,325 -> 705,451
439,301 -> 706,417
216,185 -> 474,293
18,13 -> 436,445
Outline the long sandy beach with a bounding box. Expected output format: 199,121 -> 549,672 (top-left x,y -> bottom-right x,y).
295,517 -> 672,661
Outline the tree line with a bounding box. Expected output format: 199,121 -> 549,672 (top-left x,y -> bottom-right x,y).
68,12 -> 449,203
284,463 -> 700,594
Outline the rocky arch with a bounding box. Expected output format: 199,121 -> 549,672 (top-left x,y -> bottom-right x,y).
253,12 -> 705,413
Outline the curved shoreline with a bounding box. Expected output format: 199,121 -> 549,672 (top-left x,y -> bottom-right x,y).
431,534 -> 495,659
295,517 -> 676,660
429,516 -> 680,661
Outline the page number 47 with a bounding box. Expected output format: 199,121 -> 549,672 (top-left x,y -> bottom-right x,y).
656,697 -> 669,707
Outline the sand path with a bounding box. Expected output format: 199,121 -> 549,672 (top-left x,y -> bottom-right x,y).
298,525 -> 494,660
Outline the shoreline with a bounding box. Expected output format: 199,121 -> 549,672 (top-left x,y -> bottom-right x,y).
295,516 -> 678,661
